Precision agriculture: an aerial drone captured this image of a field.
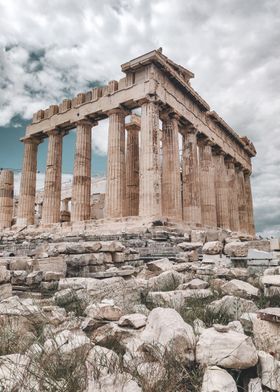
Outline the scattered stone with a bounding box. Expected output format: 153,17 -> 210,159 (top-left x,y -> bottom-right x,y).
258,307 -> 280,323
178,278 -> 209,290
201,366 -> 238,392
248,378 -> 263,392
147,270 -> 184,291
221,279 -> 259,299
258,350 -> 280,391
85,302 -> 123,321
118,313 -> 147,329
224,242 -> 248,257
196,327 -> 258,369
202,241 -> 223,255
177,242 -> 203,251
147,258 -> 174,273
207,295 -> 258,320
253,316 -> 280,360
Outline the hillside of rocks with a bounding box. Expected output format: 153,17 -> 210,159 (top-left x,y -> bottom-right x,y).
0,224 -> 280,391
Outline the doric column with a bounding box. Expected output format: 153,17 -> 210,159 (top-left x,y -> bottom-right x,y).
125,114 -> 140,217
161,113 -> 182,220
236,164 -> 249,233
0,170 -> 14,230
17,136 -> 41,226
71,120 -> 94,222
225,157 -> 240,232
244,170 -> 255,235
104,108 -> 127,218
182,126 -> 201,225
41,129 -> 63,225
198,138 -> 217,227
213,149 -> 230,229
139,100 -> 161,217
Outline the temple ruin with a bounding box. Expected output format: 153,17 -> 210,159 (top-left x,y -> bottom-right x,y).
2,49 -> 256,234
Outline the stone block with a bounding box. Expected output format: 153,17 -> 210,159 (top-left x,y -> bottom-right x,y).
108,80 -> 118,93
9,258 -> 33,271
0,266 -> 10,284
59,99 -> 71,113
191,230 -> 206,243
33,257 -> 66,273
100,241 -> 125,252
43,271 -> 64,281
202,241 -> 223,255
0,283 -> 12,299
91,87 -> 103,101
11,270 -> 27,285
47,105 -> 59,117
247,248 -> 273,260
270,238 -> 280,251
26,271 -> 43,286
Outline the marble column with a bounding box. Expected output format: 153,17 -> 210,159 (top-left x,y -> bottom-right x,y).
244,170 -> 255,235
182,126 -> 202,225
213,149 -> 230,229
17,136 -> 41,226
236,164 -> 249,233
139,100 -> 161,217
41,129 -> 63,224
198,138 -> 217,227
71,120 -> 93,222
104,109 -> 126,218
0,170 -> 14,230
161,114 -> 182,220
225,157 -> 240,232
125,114 -> 140,217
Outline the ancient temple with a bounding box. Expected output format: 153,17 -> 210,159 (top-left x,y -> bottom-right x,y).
2,49 -> 256,234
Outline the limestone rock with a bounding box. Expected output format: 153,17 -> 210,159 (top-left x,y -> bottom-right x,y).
100,241 -> 125,252
48,241 -> 102,255
201,366 -> 238,392
147,270 -> 184,291
85,302 -> 123,321
177,242 -> 203,251
202,241 -> 223,255
140,307 -> 196,363
0,354 -> 31,391
221,279 -> 259,299
147,258 -> 174,273
178,278 -> 209,290
253,316 -> 280,360
0,283 -> 12,300
146,289 -> 212,310
207,295 -> 258,320
0,265 -> 10,283
258,307 -> 280,323
118,313 -> 147,329
196,327 -> 258,369
258,350 -> 280,391
224,242 -> 248,257
248,378 -> 263,392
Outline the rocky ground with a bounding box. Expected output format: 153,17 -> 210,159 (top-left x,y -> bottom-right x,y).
0,222 -> 279,391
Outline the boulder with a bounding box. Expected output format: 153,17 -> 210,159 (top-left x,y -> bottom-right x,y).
118,314 -> 147,329
201,366 -> 238,392
100,241 -> 125,252
140,307 -> 196,363
178,278 -> 209,290
0,283 -> 12,300
248,378 -> 263,392
196,327 -> 258,369
258,307 -> 280,323
147,258 -> 174,273
207,295 -> 258,320
258,350 -> 280,391
253,316 -> 280,360
221,279 -> 259,299
85,302 -> 123,321
247,248 -> 273,260
261,275 -> 280,297
224,242 -> 248,257
202,241 -> 223,255
0,354 -> 31,391
48,241 -> 102,255
177,242 -> 203,251
0,265 -> 10,283
146,289 -> 212,310
147,270 -> 184,291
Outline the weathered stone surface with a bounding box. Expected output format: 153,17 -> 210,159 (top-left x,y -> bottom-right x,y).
147,270 -> 184,291
202,241 -> 223,255
85,302 -> 123,321
100,241 -> 125,252
147,258 -> 174,273
118,313 -> 147,329
258,350 -> 280,391
221,279 -> 259,299
258,307 -> 280,323
247,248 -> 273,259
178,278 -> 209,290
208,295 -> 258,320
49,241 -> 102,255
253,316 -> 280,360
201,366 -> 238,392
0,265 -> 10,283
248,378 -> 263,392
177,242 -> 203,251
0,283 -> 12,300
224,241 -> 248,257
196,327 -> 258,369
140,308 -> 196,363
146,289 -> 212,310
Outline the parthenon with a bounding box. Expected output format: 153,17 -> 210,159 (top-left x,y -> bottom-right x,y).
3,49 -> 256,234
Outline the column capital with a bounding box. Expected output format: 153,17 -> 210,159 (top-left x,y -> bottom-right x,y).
212,146 -> 226,156
243,168 -> 252,176
137,94 -> 162,107
126,114 -> 141,132
21,135 -> 42,145
107,107 -> 130,117
197,136 -> 215,148
77,118 -> 98,127
43,128 -> 64,137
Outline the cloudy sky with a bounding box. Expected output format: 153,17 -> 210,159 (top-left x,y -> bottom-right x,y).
0,0 -> 279,235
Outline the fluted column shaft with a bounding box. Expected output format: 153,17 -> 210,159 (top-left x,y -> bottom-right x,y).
41,130 -> 63,224
17,137 -> 41,226
226,158 -> 240,232
0,170 -> 14,230
244,171 -> 255,235
125,125 -> 139,216
198,140 -> 217,227
182,127 -> 201,225
161,115 -> 182,220
104,109 -> 126,218
139,101 -> 161,217
236,165 -> 249,233
71,120 -> 93,222
213,150 -> 230,229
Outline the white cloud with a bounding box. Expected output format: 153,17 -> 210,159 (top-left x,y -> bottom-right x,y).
1,0 -> 280,234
